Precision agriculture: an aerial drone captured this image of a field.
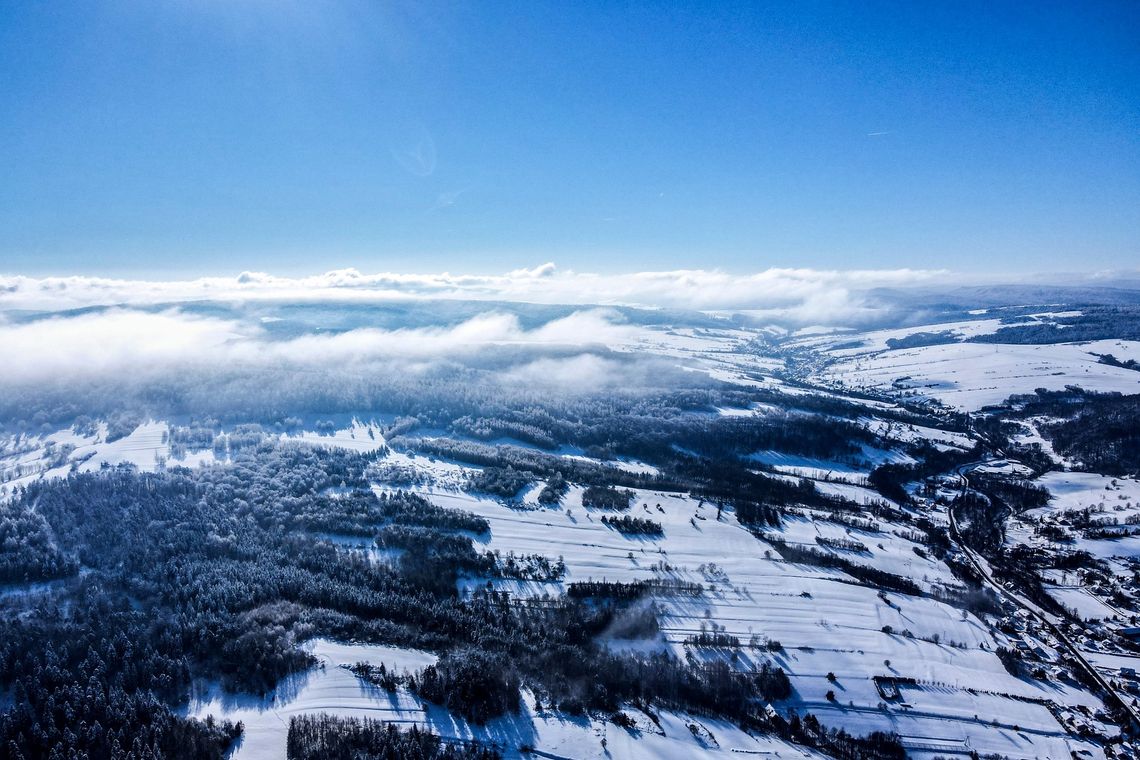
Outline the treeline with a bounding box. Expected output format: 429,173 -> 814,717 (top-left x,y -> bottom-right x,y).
970,306 -> 1140,345
759,534 -> 923,597
0,354 -> 717,438
301,489 -> 488,536
439,388 -> 898,467
286,714 -> 499,760
685,631 -> 741,648
567,578 -> 703,600
1096,353 -> 1140,372
419,646 -> 797,724
407,436 -> 679,492
676,454 -> 820,516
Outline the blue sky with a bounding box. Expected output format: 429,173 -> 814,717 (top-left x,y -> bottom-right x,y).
1,1 -> 1137,277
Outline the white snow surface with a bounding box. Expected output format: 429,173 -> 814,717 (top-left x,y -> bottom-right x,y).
186,638 -> 822,760
392,474 -> 1103,758
821,340 -> 1140,410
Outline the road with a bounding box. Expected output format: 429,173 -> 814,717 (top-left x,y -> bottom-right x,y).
946,460 -> 1140,735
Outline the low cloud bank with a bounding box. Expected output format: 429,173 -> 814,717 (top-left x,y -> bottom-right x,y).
6,264 -> 1139,324
0,264 -> 948,324
6,263 -> 1138,408
0,305 -> 698,429
0,308 -> 642,387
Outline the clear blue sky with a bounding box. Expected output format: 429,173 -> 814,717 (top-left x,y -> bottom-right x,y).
1,1 -> 1137,276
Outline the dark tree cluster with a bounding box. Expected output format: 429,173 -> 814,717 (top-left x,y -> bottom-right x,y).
786,715 -> 906,760
601,514 -> 664,536
536,472 -> 568,505
998,388 -> 1139,475
1096,352 -> 1140,372
0,587 -> 242,760
377,525 -> 496,596
567,578 -> 702,600
1044,395 -> 1140,476
491,550 -> 566,582
971,472 -> 1050,511
868,440 -> 982,505
730,499 -> 783,528
885,331 -> 958,350
582,485 -> 634,510
303,488 -> 489,537
815,535 -> 868,553
465,466 -> 533,499
348,661 -> 402,691
409,649 -> 523,724
951,491 -> 1007,556
0,503 -> 77,583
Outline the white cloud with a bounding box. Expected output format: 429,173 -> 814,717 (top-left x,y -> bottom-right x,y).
501,354 -> 639,391
0,264 -> 947,322
0,307 -> 640,386
11,264 -> 1134,329
0,310 -> 247,383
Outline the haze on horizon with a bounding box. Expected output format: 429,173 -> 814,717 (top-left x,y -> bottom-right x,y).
1,1 -> 1137,278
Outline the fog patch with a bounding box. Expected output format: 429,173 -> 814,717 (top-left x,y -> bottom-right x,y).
0,307 -> 643,387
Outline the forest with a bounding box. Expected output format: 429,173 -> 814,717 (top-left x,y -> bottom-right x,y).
0,435 -> 912,758
998,388 -> 1140,476
970,306 -> 1140,344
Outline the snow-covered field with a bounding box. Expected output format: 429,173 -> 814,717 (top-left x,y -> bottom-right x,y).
0,421 -> 209,498
819,340 -> 1140,410
186,640 -> 438,760
1002,472 -> 1140,632
3,409 -> 1112,757
0,419 -> 386,500
183,466 -> 1104,759
186,638 -> 825,760
1010,472 -> 1140,562
5,304 -> 1134,759
278,419 -> 387,453
786,317 -> 1025,357
376,470 -> 1103,758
